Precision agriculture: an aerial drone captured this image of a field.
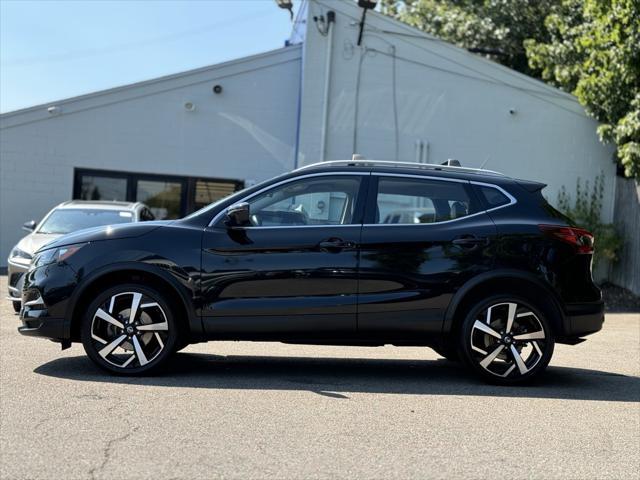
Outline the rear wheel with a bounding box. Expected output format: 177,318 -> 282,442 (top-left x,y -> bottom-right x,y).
81,284 -> 178,375
12,301 -> 21,313
459,295 -> 554,384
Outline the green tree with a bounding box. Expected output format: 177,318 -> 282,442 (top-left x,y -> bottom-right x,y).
380,0 -> 556,77
381,0 -> 640,179
525,0 -> 640,179
557,173 -> 622,267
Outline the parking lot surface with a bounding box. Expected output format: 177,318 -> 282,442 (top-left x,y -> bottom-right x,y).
0,275 -> 638,479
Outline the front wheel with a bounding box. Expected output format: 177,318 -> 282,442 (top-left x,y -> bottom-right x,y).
12,301 -> 21,313
81,284 -> 178,375
459,295 -> 555,385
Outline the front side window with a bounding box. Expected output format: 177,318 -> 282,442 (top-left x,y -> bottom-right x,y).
376,177 -> 476,224
37,209 -> 133,234
244,176 -> 361,227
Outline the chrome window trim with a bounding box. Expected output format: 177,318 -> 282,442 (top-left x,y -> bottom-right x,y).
371,172 -> 468,183
207,171 -> 517,229
207,171 -> 368,228
469,180 -> 517,212
363,175 -> 517,227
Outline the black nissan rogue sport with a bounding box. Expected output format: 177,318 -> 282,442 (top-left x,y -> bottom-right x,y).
19,160 -> 604,384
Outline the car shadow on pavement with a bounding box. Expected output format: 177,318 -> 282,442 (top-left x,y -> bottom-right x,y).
34,353 -> 640,402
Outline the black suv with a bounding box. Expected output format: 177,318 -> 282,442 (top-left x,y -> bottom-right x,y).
19,160 -> 604,384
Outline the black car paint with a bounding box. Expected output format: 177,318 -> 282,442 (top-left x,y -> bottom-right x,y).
19,165 -> 604,347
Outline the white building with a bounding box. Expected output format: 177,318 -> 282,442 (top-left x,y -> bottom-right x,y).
0,0 -> 618,270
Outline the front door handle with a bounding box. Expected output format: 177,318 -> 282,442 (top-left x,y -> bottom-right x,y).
318,237 -> 354,252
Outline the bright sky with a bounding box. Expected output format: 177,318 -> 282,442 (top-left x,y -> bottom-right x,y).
0,0 -> 296,113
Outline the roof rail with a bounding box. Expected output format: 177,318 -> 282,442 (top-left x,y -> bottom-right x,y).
295,159 -> 506,177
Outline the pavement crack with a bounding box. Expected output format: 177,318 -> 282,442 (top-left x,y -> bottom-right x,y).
88,426 -> 139,480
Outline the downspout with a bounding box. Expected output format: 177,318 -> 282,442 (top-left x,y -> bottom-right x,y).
291,2 -> 309,170
319,11 -> 335,162
293,46 -> 304,170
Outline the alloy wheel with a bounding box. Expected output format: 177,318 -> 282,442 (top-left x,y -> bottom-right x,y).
89,291 -> 170,369
469,301 -> 548,379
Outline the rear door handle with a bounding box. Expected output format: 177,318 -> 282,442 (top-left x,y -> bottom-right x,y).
318,238 -> 355,251
452,235 -> 488,247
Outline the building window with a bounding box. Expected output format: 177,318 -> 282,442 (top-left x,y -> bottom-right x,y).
194,180 -> 238,211
79,175 -> 127,202
74,169 -> 243,219
136,179 -> 183,219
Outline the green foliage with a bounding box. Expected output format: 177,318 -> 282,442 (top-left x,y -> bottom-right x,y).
380,0 -> 554,77
381,0 -> 640,179
525,0 -> 640,179
557,173 -> 622,266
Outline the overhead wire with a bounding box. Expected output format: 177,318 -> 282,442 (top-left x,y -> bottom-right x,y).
5,8 -> 276,66
313,0 -> 577,104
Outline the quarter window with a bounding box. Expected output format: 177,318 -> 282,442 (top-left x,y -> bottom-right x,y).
376,177 -> 476,224
477,185 -> 511,208
246,176 -> 361,227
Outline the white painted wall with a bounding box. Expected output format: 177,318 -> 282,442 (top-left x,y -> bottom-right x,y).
298,0 -> 616,219
0,46 -> 301,265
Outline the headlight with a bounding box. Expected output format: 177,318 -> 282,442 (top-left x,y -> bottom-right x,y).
31,243 -> 86,269
9,247 -> 32,261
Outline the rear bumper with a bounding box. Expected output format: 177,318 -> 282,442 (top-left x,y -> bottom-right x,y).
563,301 -> 605,338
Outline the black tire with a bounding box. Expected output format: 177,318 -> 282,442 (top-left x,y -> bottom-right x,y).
12,301 -> 21,313
174,340 -> 190,353
459,295 -> 555,385
433,343 -> 460,362
81,283 -> 179,375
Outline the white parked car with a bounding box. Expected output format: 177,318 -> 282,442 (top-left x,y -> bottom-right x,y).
7,200 -> 154,312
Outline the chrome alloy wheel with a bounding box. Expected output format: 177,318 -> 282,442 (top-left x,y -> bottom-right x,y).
469,302 -> 547,379
90,291 -> 169,369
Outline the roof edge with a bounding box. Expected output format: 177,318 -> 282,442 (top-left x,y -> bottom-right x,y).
314,0 -> 578,105
1,44 -> 302,119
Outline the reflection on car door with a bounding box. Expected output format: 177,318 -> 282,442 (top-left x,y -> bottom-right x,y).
200,173 -> 368,337
357,174 -> 497,335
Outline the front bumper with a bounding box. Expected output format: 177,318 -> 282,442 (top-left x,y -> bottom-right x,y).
18,316 -> 67,340
18,263 -> 76,342
18,288 -> 69,341
564,300 -> 605,338
7,259 -> 29,304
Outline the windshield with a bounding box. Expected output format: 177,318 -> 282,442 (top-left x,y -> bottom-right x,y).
37,208 -> 134,234
182,185 -> 251,220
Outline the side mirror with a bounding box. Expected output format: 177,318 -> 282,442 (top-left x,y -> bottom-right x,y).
22,220 -> 37,232
225,202 -> 250,227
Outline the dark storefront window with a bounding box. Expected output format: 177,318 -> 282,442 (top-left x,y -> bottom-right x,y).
79,175 -> 127,201
73,169 -> 243,219
194,180 -> 238,211
136,179 -> 183,219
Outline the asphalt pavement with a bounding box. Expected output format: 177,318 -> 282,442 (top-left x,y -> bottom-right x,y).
1,275 -> 638,479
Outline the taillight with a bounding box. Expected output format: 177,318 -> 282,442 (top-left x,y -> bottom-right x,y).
539,225 -> 594,254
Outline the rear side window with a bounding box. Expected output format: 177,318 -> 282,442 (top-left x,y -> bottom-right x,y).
375,177 -> 477,224
477,185 -> 511,208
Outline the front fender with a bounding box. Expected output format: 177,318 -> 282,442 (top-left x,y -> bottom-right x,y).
66,260 -> 202,339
